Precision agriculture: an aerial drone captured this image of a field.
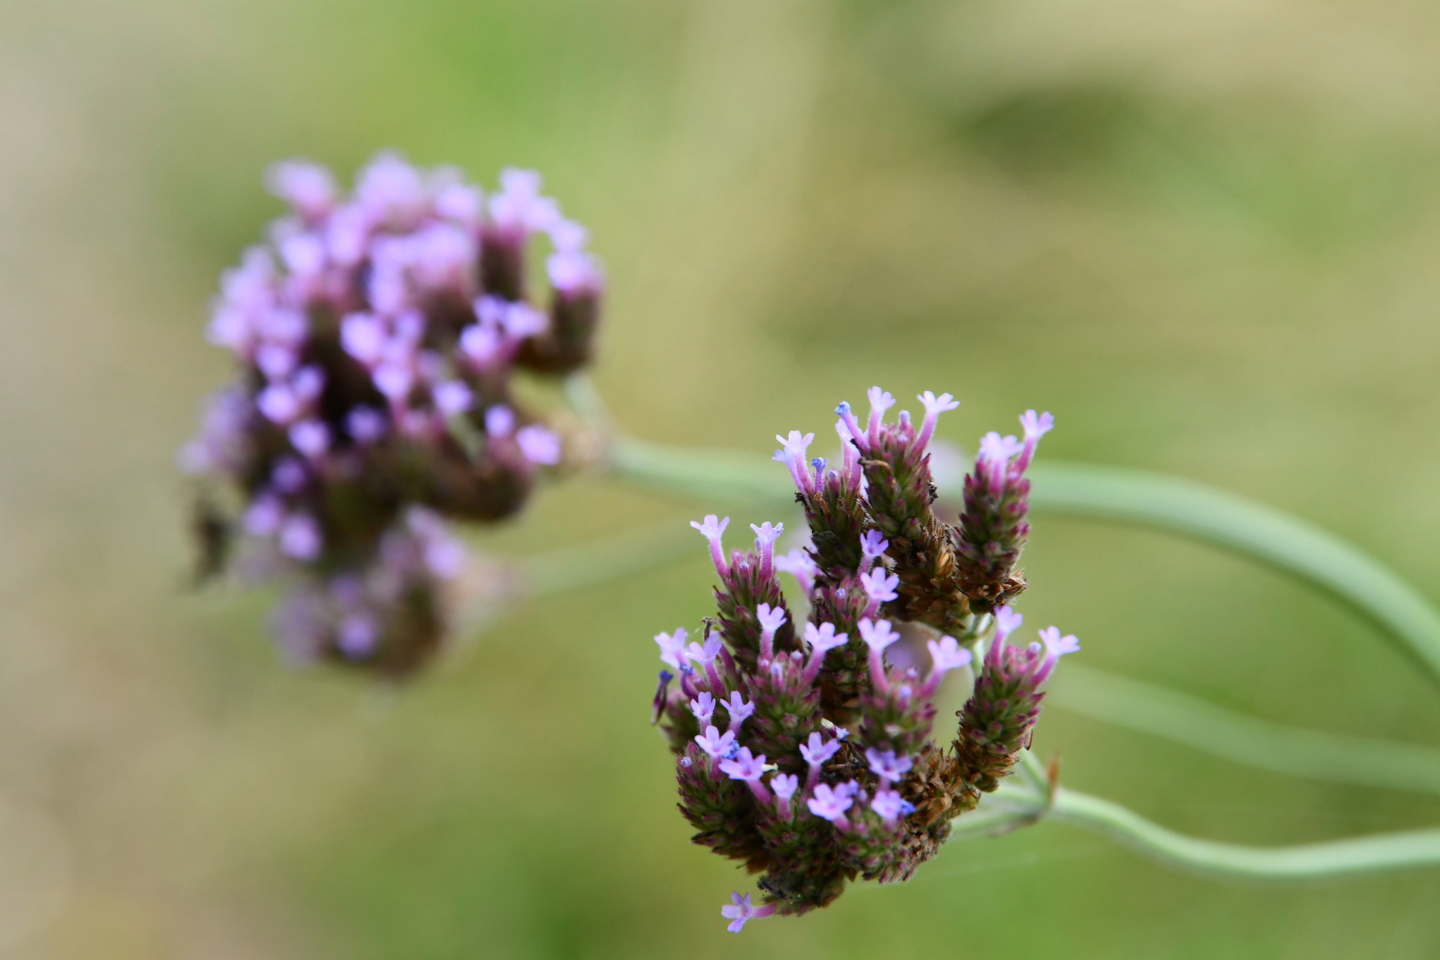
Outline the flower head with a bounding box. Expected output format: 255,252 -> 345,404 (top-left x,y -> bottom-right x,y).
771,773 -> 799,801
860,529 -> 889,560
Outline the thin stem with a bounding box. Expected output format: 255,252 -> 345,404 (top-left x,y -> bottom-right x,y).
1026,462 -> 1440,689
1050,787 -> 1440,880
1051,663 -> 1440,798
978,782 -> 1440,879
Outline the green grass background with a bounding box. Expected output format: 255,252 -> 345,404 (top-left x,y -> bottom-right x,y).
3,0 -> 1440,955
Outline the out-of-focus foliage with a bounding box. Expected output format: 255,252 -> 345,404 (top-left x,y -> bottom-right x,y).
2,0 -> 1440,956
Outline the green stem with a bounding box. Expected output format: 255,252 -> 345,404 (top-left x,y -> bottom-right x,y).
979,782 -> 1440,879
1049,787 -> 1440,880
1026,462 -> 1440,688
1051,663 -> 1440,798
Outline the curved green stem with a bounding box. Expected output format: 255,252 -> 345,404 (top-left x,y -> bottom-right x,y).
978,780 -> 1440,879
1051,787 -> 1440,880
1051,664 -> 1440,797
1026,463 -> 1440,688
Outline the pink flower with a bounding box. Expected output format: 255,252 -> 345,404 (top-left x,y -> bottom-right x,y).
720,892 -> 775,934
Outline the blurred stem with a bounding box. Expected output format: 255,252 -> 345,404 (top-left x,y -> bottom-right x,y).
1051,663 -> 1440,798
982,781 -> 1440,881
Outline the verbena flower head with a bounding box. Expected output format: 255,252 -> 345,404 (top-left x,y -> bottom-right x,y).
181,153 -> 605,675
650,392 -> 1078,927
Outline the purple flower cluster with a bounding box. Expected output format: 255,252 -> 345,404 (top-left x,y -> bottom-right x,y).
180,154 -> 604,674
651,390 -> 1077,930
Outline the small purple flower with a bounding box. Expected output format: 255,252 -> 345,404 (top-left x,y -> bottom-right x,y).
774,430 -> 817,495
750,521 -> 784,551
355,151 -> 428,228
694,725 -> 737,759
271,457 -> 308,494
857,618 -> 899,653
865,386 -> 896,446
1039,625 -> 1080,659
870,788 -> 915,824
433,381 -> 474,417
719,691 -> 755,728
244,496 -> 286,536
978,431 -> 1023,469
690,514 -> 730,579
336,614 -> 379,659
548,249 -> 603,293
860,529 -> 888,561
373,364 -> 415,405
691,691 -> 716,724
1021,409 -> 1055,441
654,627 -> 688,669
279,513 -> 322,561
684,635 -> 723,665
516,424 -> 562,466
484,404 -> 516,438
802,622 -> 849,655
721,892 -> 775,934
799,731 -> 841,768
859,568 -> 899,608
915,390 -> 960,451
835,400 -> 865,449
926,635 -> 973,676
994,605 -> 1023,642
288,419 -> 331,459
257,383 -> 301,424
773,548 -> 816,595
771,773 -> 799,801
865,748 -> 913,785
255,342 -> 299,380
755,602 -> 787,638
347,406 -> 387,443
718,747 -> 767,783
807,782 -> 855,825
264,159 -> 337,221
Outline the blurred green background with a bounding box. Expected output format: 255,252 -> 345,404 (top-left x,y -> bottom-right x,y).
4,0 -> 1440,955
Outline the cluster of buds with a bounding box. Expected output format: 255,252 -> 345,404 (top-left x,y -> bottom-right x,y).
180,153 -> 604,675
649,389 -> 1077,931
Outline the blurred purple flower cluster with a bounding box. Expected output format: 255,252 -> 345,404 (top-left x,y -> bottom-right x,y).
650,389 -> 1077,929
181,153 -> 603,674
